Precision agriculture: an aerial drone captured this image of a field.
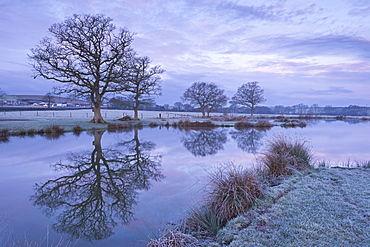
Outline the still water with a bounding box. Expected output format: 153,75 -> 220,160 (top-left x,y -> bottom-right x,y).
0,120 -> 369,246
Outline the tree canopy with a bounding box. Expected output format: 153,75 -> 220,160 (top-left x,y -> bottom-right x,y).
115,56 -> 164,119
230,81 -> 266,117
29,14 -> 136,123
182,82 -> 228,117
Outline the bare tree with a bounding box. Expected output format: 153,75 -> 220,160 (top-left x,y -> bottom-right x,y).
29,14 -> 135,123
42,92 -> 55,108
230,81 -> 266,117
117,56 -> 164,119
294,103 -> 309,116
182,82 -> 228,117
0,88 -> 6,106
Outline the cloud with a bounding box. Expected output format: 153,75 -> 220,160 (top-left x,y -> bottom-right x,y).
255,35 -> 370,60
299,86 -> 353,95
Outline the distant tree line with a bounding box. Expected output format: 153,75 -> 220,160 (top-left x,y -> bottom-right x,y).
108,100 -> 370,117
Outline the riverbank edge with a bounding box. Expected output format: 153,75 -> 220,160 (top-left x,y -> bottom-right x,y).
209,166 -> 370,246
1,113 -> 369,137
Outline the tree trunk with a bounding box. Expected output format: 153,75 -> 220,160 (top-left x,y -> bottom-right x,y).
91,103 -> 106,123
134,106 -> 139,120
201,108 -> 206,117
250,105 -> 255,118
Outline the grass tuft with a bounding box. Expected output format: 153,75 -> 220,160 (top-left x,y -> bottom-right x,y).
147,228 -> 200,247
260,135 -> 314,177
205,164 -> 263,224
184,205 -> 223,236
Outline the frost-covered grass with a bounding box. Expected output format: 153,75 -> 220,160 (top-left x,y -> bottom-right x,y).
215,168 -> 370,246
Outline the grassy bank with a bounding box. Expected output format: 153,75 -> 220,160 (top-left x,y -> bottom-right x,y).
148,136 -> 370,247
215,167 -> 370,246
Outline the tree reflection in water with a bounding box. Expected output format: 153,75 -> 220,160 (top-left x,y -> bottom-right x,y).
230,128 -> 268,154
31,129 -> 163,241
181,129 -> 227,156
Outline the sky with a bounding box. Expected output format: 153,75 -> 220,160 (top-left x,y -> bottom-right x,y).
1,0 -> 370,107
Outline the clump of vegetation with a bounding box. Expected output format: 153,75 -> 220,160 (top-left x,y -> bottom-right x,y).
205,164 -> 263,224
118,115 -> 133,121
211,115 -> 249,121
234,121 -> 255,129
178,120 -> 216,128
42,125 -> 65,139
147,228 -> 200,247
73,125 -> 82,132
260,135 -> 314,178
26,129 -> 37,137
0,129 -> 10,138
0,129 -> 10,142
235,120 -> 272,129
107,123 -> 119,132
12,129 -> 27,137
254,120 -> 273,128
184,205 -> 223,237
107,123 -> 131,132
72,125 -> 83,136
281,120 -> 307,128
149,122 -> 159,128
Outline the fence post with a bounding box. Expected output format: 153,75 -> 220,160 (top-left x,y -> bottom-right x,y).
70,112 -> 72,118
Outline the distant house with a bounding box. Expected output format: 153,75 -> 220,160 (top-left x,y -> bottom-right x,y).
56,102 -> 68,107
0,95 -> 20,105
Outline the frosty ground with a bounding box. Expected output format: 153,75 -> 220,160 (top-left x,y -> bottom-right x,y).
213,167 -> 370,247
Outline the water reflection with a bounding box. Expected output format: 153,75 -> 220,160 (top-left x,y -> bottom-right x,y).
181,129 -> 227,157
31,129 -> 163,242
230,128 -> 268,154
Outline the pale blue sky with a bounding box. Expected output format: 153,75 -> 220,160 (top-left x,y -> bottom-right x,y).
1,0 -> 369,106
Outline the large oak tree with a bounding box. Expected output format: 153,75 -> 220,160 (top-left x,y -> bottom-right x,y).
230,81 -> 266,117
182,82 -> 228,117
29,14 -> 135,123
114,56 -> 164,119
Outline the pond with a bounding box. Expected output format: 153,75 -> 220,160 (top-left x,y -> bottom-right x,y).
0,120 -> 369,246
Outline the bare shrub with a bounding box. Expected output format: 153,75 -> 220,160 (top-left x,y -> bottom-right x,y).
205,164 -> 263,224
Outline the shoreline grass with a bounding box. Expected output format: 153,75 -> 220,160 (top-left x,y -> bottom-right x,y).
147,134 -> 370,246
